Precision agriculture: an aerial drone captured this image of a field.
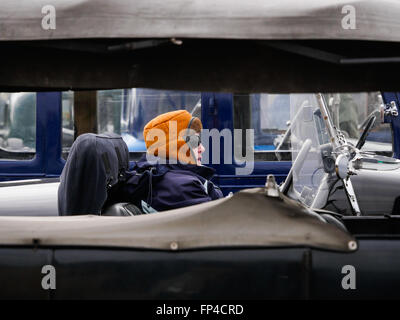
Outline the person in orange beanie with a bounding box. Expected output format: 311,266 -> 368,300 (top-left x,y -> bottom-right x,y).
143,109 -> 204,165
130,109 -> 223,212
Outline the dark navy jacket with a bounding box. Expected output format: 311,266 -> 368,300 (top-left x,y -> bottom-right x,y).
121,158 -> 223,212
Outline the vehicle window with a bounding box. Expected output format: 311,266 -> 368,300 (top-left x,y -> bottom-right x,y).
0,92 -> 36,160
61,91 -> 74,159
324,92 -> 392,156
233,93 -> 291,161
61,89 -> 201,158
233,91 -> 392,162
119,89 -> 201,152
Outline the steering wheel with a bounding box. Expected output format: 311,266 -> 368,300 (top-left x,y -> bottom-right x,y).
355,114 -> 376,150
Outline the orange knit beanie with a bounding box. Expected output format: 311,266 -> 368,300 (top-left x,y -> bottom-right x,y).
143,110 -> 202,164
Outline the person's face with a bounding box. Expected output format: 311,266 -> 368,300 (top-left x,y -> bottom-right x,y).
192,134 -> 205,166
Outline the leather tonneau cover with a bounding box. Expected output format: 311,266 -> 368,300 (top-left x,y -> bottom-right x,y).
58,133 -> 129,216
0,188 -> 357,252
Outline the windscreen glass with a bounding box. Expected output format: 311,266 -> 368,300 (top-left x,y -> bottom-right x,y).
290,94 -> 330,206
324,92 -> 391,155
233,91 -> 391,163
0,92 -> 36,160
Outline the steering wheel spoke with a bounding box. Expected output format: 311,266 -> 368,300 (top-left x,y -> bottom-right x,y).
343,177 -> 361,216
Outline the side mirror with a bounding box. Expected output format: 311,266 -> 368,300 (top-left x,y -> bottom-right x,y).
335,154 -> 348,179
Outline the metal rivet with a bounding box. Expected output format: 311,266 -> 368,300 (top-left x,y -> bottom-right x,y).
348,240 -> 357,251
170,242 -> 178,250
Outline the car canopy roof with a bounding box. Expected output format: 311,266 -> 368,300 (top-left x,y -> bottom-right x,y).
2,0 -> 400,92
0,0 -> 399,42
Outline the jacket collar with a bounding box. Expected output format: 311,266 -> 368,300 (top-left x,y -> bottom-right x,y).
137,155 -> 216,180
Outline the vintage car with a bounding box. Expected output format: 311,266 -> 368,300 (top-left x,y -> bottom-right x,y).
1,0 -> 400,300
0,92 -> 399,300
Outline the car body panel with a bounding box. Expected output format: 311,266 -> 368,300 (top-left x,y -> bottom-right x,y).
0,179 -> 59,216
0,238 -> 399,299
0,248 -> 53,300
311,239 -> 400,299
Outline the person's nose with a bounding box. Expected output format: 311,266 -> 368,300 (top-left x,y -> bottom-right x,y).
198,143 -> 205,154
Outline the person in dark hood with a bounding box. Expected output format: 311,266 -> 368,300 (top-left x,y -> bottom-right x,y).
137,109 -> 223,212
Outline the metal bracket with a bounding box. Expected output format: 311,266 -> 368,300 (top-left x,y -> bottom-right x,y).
384,101 -> 398,117
335,129 -> 347,146
265,174 -> 279,198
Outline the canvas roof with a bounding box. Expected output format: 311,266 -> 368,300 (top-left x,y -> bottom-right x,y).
1,0 -> 400,92
0,0 -> 399,42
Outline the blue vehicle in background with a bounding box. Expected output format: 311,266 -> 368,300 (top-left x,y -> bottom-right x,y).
119,88 -> 202,152
0,89 -> 398,196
